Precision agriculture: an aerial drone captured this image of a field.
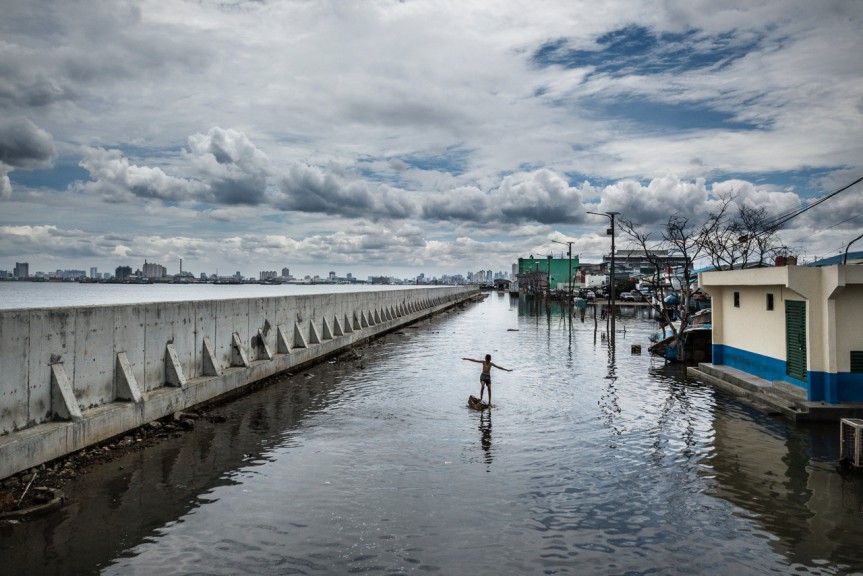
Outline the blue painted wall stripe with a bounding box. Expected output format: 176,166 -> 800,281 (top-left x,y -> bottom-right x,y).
711,344 -> 863,403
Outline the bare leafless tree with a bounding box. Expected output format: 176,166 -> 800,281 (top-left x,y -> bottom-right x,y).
617,193 -> 783,361
618,213 -> 701,360
700,193 -> 782,270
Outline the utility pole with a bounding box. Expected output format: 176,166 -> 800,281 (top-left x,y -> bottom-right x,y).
588,211 -> 620,338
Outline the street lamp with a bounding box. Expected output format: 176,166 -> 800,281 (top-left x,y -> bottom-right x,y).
552,239 -> 574,312
587,211 -> 620,336
844,232 -> 863,264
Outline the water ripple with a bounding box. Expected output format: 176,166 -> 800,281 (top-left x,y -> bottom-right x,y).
11,295 -> 858,576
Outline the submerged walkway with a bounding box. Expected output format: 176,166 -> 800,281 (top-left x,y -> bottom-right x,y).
689,363 -> 863,421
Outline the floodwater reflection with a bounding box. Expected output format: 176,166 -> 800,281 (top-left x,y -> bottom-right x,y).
1,294 -> 862,575
478,410 -> 493,465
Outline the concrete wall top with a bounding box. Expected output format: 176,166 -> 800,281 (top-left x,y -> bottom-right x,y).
0,286 -> 476,437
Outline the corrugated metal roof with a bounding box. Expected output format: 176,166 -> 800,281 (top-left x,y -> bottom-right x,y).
806,251 -> 863,267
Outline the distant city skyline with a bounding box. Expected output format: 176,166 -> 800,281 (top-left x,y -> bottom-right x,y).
1,258 -> 513,283
1,2 -> 861,278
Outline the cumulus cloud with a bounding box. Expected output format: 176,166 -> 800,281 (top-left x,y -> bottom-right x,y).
0,167 -> 11,200
187,127 -> 270,205
710,179 -> 801,218
496,170 -> 586,223
71,127 -> 422,217
595,176 -> 711,225
423,169 -> 586,225
75,147 -> 208,202
422,185 -> 495,222
0,224 -> 101,260
72,128 -> 276,205
274,163 -> 418,220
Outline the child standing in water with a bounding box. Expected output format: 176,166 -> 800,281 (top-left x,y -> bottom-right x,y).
462,354 -> 512,407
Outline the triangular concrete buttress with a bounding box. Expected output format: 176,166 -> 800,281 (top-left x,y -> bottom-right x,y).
293,322 -> 308,348
50,363 -> 82,422
276,324 -> 291,354
231,332 -> 250,367
115,351 -> 143,402
202,336 -> 222,376
166,343 -> 188,387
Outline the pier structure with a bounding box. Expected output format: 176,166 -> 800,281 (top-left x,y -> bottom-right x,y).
0,286 -> 477,479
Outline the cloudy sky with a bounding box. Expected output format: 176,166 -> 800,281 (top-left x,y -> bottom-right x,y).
1,0 -> 862,280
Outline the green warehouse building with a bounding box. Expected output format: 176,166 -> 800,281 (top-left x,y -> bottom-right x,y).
517,255 -> 580,294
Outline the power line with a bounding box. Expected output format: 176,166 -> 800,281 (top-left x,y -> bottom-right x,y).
764,175 -> 863,230
818,211 -> 863,233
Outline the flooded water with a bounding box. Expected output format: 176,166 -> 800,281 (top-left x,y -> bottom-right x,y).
2,293 -> 862,575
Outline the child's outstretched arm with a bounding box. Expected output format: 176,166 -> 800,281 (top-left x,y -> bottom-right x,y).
491,362 -> 513,372
462,357 -> 482,363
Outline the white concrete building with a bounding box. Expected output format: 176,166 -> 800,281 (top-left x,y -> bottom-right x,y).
699,263 -> 863,404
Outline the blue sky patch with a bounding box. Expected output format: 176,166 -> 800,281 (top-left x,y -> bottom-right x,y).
716,167 -> 847,198
9,156 -> 89,190
586,96 -> 761,132
565,171 -> 615,189
532,25 -> 762,77
398,147 -> 471,176
355,147 -> 473,189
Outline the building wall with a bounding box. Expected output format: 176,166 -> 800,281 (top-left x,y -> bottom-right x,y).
712,283 -> 793,362
517,256 -> 580,287
701,265 -> 863,403
835,285 -> 863,372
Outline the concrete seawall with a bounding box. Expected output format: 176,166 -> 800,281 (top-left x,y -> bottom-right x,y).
0,286 -> 478,479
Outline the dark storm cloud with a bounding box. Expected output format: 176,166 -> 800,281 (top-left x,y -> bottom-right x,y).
0,116 -> 56,199
0,0 -> 211,112
0,117 -> 56,168
0,73 -> 69,108
208,175 -> 268,205
274,163 -> 418,220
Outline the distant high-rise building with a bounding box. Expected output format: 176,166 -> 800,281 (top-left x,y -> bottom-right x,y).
281,267 -> 290,278
260,270 -> 277,281
14,262 -> 29,278
90,267 -> 98,279
328,271 -> 336,281
115,265 -> 133,280
142,260 -> 167,279
53,269 -> 86,279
